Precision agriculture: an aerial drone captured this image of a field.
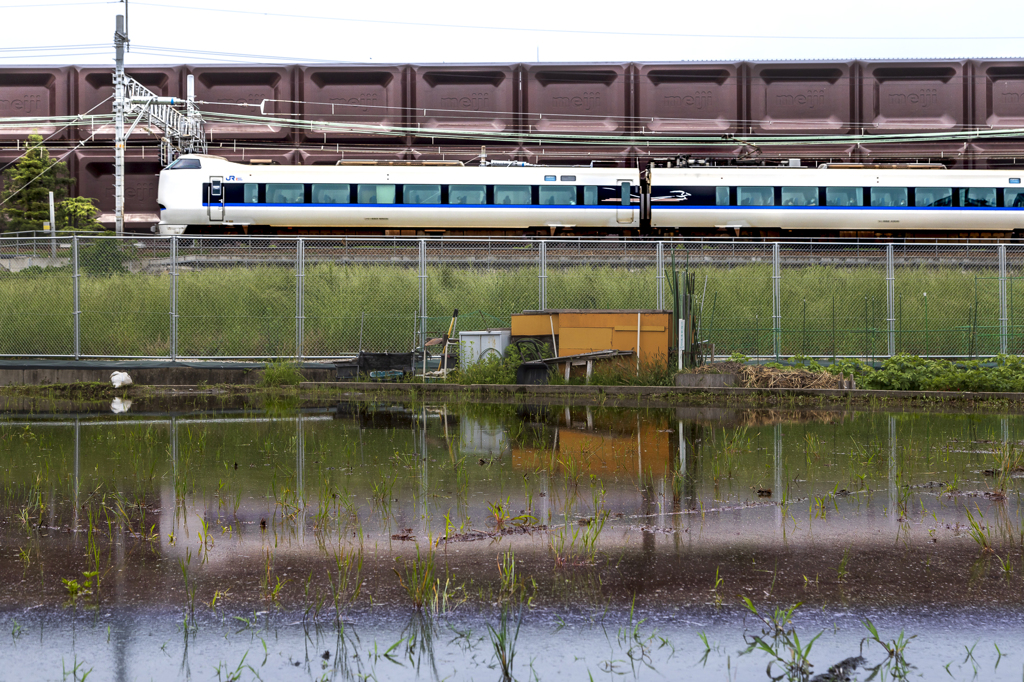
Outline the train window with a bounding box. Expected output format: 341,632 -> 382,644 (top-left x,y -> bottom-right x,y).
915,187 -> 952,207
781,187 -> 818,206
960,188 -> 997,208
494,185 -> 531,205
404,185 -> 441,204
267,183 -> 304,204
166,158 -> 201,170
584,186 -> 599,205
1006,188 -> 1024,208
870,187 -> 908,207
311,184 -> 350,204
358,184 -> 396,204
826,187 -> 863,207
449,185 -> 486,205
716,187 -> 729,206
737,187 -> 774,206
540,186 -> 577,205
243,184 -> 258,204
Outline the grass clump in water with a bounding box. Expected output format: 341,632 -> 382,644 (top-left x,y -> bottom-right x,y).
260,360 -> 305,387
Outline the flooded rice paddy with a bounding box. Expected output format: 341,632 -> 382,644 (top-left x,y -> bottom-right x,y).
2,400 -> 1024,680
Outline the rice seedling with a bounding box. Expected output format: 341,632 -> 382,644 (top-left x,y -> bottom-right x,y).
394,545 -> 436,610
486,602 -> 524,682
617,599 -> 659,675
964,506 -> 994,554
739,598 -> 822,681
259,549 -> 287,604
179,548 -> 197,634
836,549 -> 851,584
861,618 -> 916,679
327,546 -> 363,621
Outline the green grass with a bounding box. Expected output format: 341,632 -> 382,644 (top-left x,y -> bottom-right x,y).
0,252 -> 1010,359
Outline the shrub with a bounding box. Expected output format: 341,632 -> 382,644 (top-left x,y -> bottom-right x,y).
260,360 -> 305,387
455,343 -> 546,385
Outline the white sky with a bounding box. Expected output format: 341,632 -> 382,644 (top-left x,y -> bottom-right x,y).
1,0 -> 1023,65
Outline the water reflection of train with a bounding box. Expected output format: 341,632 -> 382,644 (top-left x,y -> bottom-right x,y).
157,154 -> 1024,237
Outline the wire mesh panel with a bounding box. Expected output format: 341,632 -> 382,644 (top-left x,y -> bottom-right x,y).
1008,245 -> 1024,356
0,236 -> 74,356
893,243 -> 998,357
779,243 -> 888,360
545,240 -> 658,311
424,239 -> 540,340
664,242 -> 774,359
303,238 -> 421,356
77,235 -> 171,357
176,237 -> 297,358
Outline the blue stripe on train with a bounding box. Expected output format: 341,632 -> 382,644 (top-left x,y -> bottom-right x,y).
201,203 -> 631,209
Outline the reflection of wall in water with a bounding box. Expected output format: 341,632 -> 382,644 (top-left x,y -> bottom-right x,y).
511,406 -> 671,475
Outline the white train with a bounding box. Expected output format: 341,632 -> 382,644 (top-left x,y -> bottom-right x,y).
155,155 -> 640,236
650,165 -> 1024,235
155,155 -> 1024,236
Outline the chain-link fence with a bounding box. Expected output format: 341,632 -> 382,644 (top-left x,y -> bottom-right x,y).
0,234 -> 1018,360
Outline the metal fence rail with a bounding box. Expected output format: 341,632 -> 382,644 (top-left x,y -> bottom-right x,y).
0,234 -> 1017,361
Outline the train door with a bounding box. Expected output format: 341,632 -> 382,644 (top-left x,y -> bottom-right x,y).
616,180 -> 633,224
207,176 -> 224,221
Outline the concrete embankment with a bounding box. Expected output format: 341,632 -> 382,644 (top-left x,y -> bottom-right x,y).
4,361 -> 1024,409
0,360 -> 336,386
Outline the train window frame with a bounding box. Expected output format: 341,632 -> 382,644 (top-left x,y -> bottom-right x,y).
870,187 -> 908,208
448,184 -> 486,205
166,158 -> 201,170
266,183 -> 305,204
357,184 -> 396,205
826,187 -> 864,207
1006,188 -> 1024,208
737,186 -> 774,207
494,185 -> 532,205
781,187 -> 818,207
583,186 -> 599,205
404,184 -> 442,205
960,188 -> 997,208
540,185 -> 577,206
243,184 -> 258,204
716,187 -> 729,206
312,183 -> 351,204
914,187 -> 953,207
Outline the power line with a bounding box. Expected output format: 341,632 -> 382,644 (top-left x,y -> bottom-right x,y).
129,2 -> 1024,41
0,1 -> 118,7
131,45 -> 359,64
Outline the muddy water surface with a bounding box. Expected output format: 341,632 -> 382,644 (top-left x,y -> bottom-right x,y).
2,402 -> 1023,680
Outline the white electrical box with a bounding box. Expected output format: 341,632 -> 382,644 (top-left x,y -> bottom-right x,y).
459,329 -> 511,369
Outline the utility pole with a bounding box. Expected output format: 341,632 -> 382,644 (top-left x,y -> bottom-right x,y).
110,10 -> 205,235
113,14 -> 128,236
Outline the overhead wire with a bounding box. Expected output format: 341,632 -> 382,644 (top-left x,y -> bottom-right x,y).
0,96 -> 112,173
127,3 -> 1024,42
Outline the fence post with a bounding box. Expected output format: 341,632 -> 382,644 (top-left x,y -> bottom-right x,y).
419,239 -> 427,360
771,243 -> 780,360
72,235 -> 80,359
656,241 -> 664,310
296,238 -> 305,361
170,236 -> 177,361
886,243 -> 895,357
538,240 -> 547,310
1000,244 -> 1008,355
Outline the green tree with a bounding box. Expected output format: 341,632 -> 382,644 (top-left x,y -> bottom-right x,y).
0,134 -> 73,232
57,196 -> 104,231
